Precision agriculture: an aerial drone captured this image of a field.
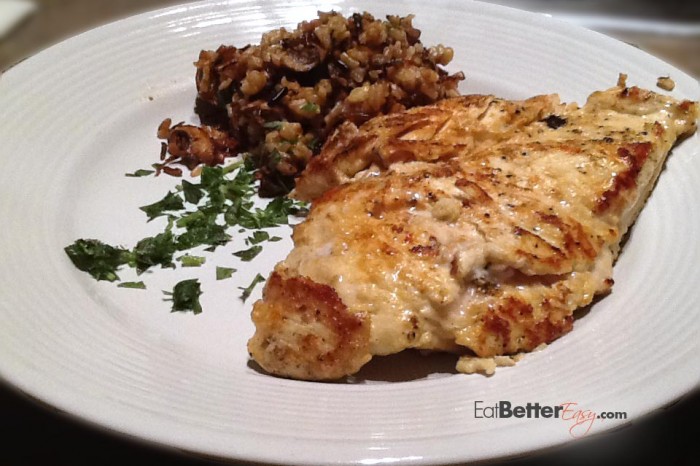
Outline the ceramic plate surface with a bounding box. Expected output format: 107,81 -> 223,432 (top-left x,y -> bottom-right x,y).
0,0 -> 698,464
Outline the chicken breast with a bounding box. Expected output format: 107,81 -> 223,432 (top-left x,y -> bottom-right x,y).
249,82 -> 698,380
292,93 -> 562,202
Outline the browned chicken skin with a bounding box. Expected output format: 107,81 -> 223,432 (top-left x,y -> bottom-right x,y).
249,82 -> 698,380
292,93 -> 560,202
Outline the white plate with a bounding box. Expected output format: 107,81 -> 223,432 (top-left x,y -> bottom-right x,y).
0,0 -> 698,464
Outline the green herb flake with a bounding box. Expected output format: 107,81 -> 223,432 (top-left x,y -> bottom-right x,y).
300,101 -> 319,113
139,191 -> 184,221
263,121 -> 284,130
291,200 -> 310,216
232,197 -> 299,230
181,180 -> 204,204
222,165 -> 256,200
233,245 -> 263,262
269,150 -> 282,166
222,160 -> 244,174
216,266 -> 237,280
118,281 -> 146,289
177,222 -> 231,250
165,215 -> 177,232
64,239 -> 131,282
258,197 -> 296,227
306,138 -> 320,152
178,255 -> 206,267
200,165 -> 224,189
175,210 -> 207,229
224,198 -> 252,227
269,236 -> 283,242
199,166 -> 228,208
125,169 -> 155,178
164,279 -> 203,314
239,273 -> 265,302
133,231 -> 177,273
247,230 -> 270,245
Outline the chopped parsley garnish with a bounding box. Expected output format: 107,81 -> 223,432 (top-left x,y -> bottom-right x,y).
178,254 -> 206,267
133,231 -> 177,273
247,231 -> 270,245
65,157 -> 305,313
176,221 -> 230,250
125,169 -> 155,177
64,239 -> 131,282
118,281 -> 146,289
245,231 -> 282,245
233,197 -> 299,229
239,273 -> 265,302
139,191 -> 184,221
216,266 -> 237,280
181,180 -> 204,204
175,209 -> 208,228
233,245 -> 263,262
164,279 -> 203,314
259,197 -> 297,226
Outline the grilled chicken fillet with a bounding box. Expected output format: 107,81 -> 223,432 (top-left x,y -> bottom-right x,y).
249,82 -> 698,380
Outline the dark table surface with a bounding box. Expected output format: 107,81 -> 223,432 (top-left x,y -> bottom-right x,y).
1,380 -> 698,465
1,1 -> 698,464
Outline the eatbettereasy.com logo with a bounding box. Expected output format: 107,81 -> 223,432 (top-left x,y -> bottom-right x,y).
474,401 -> 627,438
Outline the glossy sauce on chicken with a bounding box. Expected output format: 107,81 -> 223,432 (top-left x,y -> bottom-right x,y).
249,82 -> 698,380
